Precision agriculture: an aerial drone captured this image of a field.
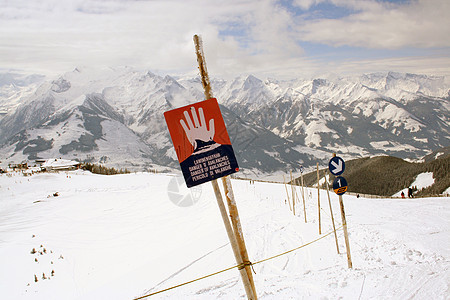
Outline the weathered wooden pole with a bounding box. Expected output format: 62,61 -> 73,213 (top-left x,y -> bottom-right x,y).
324,170 -> 340,254
283,175 -> 292,211
339,194 -> 352,268
193,34 -> 257,299
300,168 -> 307,223
290,170 -> 296,216
222,177 -> 257,298
316,162 -> 321,234
210,180 -> 256,298
193,35 -> 213,101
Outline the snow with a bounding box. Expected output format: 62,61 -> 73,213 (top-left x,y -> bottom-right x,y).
304,120 -> 337,147
347,127 -> 353,135
411,172 -> 435,190
292,145 -> 330,160
370,141 -> 390,148
333,145 -> 370,157
414,137 -> 428,143
1,170 -> 449,299
393,172 -> 435,197
444,187 -> 450,196
263,150 -> 280,159
375,103 -> 424,132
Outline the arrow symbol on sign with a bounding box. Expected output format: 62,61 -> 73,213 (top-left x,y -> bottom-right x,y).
331,160 -> 343,174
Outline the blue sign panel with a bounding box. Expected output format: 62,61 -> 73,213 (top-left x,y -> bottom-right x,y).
329,156 -> 345,176
332,176 -> 348,195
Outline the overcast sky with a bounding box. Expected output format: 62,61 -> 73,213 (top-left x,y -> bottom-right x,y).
1,0 -> 449,79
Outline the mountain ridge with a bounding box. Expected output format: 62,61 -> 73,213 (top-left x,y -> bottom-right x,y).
0,67 -> 448,178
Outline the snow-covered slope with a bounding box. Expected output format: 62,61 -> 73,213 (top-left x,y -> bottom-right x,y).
0,73 -> 46,121
0,68 -> 449,174
219,74 -> 449,159
0,171 -> 449,299
0,67 -> 196,170
392,172 -> 436,197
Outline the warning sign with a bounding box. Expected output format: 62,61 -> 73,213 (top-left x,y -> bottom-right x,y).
164,98 -> 239,188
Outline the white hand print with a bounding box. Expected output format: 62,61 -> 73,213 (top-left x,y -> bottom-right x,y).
180,106 -> 215,151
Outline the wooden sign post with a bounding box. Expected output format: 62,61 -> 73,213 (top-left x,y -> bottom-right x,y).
339,194 -> 352,268
193,34 -> 257,299
329,153 -> 352,269
324,170 -> 340,254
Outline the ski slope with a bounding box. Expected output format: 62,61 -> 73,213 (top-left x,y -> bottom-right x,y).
0,171 -> 449,299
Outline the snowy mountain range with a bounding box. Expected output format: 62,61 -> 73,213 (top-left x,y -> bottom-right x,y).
0,67 -> 449,177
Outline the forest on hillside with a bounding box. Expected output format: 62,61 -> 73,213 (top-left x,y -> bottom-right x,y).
299,153 -> 449,197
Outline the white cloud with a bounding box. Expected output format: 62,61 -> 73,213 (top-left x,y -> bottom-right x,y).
292,0 -> 327,10
297,0 -> 450,49
0,0 -> 449,79
316,55 -> 450,78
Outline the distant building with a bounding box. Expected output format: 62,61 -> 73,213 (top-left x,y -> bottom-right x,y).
41,158 -> 81,171
8,162 -> 28,170
35,159 -> 47,166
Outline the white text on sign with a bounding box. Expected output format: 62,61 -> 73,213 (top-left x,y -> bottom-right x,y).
189,152 -> 232,182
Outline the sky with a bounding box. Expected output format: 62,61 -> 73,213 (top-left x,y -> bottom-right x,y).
1,0 -> 449,80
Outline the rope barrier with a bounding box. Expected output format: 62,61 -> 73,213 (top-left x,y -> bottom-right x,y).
252,225 -> 343,266
133,265 -> 238,300
133,225 -> 344,299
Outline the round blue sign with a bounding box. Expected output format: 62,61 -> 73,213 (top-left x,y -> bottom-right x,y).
328,156 -> 345,176
332,176 -> 348,195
